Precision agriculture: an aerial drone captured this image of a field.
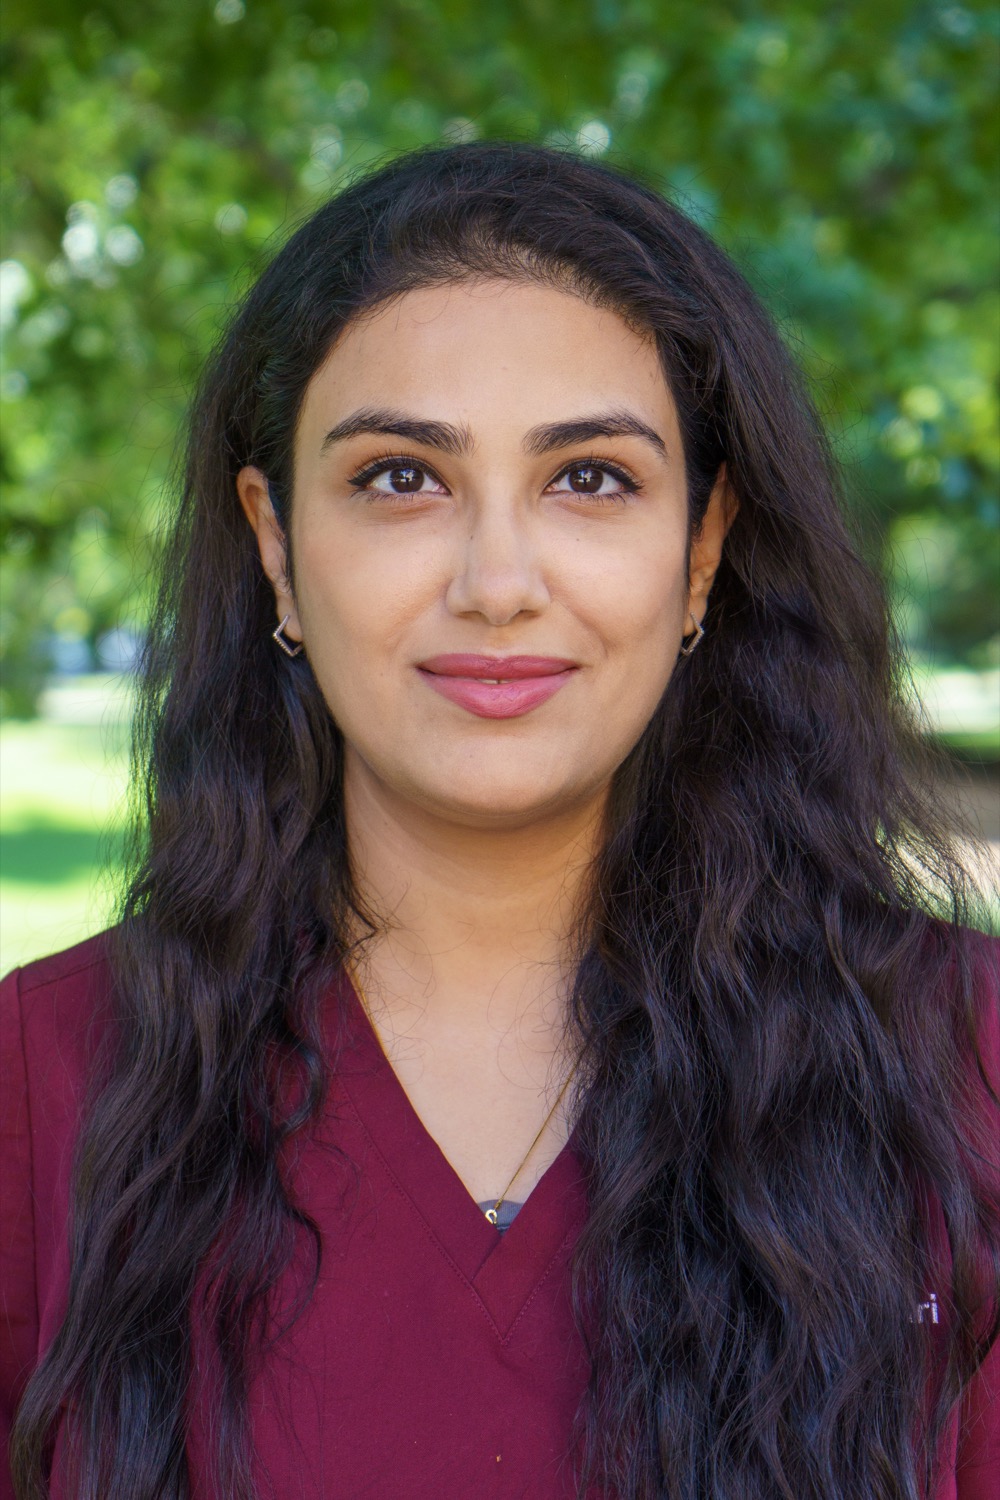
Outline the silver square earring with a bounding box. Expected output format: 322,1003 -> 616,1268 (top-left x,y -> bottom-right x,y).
679,617 -> 705,656
272,615 -> 304,658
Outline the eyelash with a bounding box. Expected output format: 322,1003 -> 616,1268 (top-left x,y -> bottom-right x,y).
348,451 -> 432,493
346,453 -> 643,501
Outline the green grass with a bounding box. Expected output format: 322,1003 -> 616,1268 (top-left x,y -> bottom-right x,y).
0,701 -> 131,974
932,729 -> 1000,764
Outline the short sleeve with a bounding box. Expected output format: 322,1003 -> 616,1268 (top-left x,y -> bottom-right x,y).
1,965 -> 40,1489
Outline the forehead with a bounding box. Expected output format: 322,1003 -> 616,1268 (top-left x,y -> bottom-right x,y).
295,279 -> 679,447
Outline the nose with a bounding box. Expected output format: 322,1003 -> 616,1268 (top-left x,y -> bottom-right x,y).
444,502 -> 551,625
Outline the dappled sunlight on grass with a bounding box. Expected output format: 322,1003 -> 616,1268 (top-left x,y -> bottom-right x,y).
0,688 -> 130,972
1,818 -> 125,887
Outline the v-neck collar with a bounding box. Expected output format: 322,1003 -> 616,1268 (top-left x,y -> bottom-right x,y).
327,968 -> 589,1340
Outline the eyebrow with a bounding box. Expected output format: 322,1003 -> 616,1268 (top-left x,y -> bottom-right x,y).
523,411 -> 668,460
320,405 -> 668,461
321,407 -> 474,456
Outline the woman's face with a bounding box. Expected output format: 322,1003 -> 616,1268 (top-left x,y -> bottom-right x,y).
239,280 -> 730,830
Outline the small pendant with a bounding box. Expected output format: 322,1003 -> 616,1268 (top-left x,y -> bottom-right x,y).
484,1207 -> 499,1225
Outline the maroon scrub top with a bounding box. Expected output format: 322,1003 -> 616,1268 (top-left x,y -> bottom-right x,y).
2,933 -> 998,1498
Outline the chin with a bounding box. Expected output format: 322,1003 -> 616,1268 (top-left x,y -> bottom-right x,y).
348,740 -> 612,829
413,768 -> 604,829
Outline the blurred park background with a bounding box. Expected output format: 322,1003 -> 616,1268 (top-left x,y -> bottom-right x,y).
1,0 -> 998,970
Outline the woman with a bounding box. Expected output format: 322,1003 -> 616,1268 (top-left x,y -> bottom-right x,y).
2,142 -> 997,1500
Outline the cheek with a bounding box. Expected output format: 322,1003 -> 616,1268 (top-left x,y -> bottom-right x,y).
291,527 -> 431,697
572,538 -> 689,658
572,549 -> 689,748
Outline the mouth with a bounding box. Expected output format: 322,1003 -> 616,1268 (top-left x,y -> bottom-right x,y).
416,655 -> 579,719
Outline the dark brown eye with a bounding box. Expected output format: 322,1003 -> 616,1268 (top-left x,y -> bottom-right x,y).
351,458 -> 447,499
389,466 -> 424,492
567,465 -> 604,493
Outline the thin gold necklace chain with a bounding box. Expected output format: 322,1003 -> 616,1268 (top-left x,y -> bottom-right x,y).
345,959 -> 578,1225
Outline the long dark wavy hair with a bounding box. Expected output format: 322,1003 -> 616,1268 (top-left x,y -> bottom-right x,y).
12,142 -> 999,1500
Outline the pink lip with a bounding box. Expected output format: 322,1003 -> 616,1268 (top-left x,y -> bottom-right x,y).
417,654 -> 578,719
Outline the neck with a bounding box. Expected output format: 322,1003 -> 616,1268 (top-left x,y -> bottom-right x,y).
342,748 -> 607,1035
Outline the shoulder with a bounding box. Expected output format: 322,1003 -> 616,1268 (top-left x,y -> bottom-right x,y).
0,932 -> 118,1428
968,928 -> 999,1076
916,920 -> 999,1068
1,928 -> 119,1156
947,925 -> 998,1096
936,920 -> 1000,1041
918,917 -> 999,978
1,928 -> 118,1176
1,922 -> 118,1103
2,928 -> 117,1056
922,923 -> 999,1151
4,927 -> 116,1002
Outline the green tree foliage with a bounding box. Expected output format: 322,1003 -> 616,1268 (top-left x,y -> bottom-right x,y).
2,0 -> 998,712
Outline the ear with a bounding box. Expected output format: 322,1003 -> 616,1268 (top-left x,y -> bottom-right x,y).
236,466 -> 302,647
686,464 -> 737,630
